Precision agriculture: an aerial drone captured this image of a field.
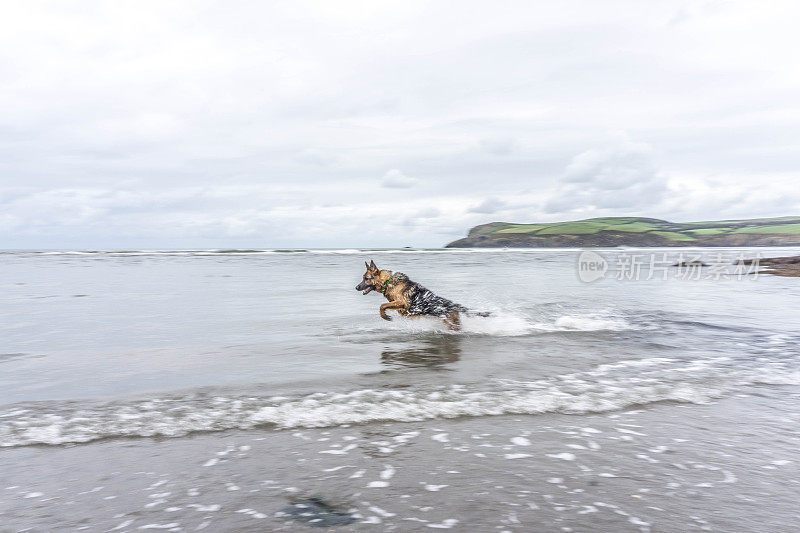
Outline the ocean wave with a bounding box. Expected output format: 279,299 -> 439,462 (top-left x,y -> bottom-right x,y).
536,315 -> 634,332
7,248 -> 584,256
6,246 -> 800,256
377,312 -> 636,336
2,357 -> 797,448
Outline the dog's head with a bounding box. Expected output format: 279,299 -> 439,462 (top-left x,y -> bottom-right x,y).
355,260 -> 381,295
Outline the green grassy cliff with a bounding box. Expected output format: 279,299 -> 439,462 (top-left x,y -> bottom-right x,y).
446,216 -> 800,247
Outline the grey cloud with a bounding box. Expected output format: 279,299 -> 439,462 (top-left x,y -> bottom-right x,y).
468,197 -> 507,214
478,137 -> 517,156
413,207 -> 441,219
545,140 -> 668,214
401,207 -> 442,231
380,169 -> 419,189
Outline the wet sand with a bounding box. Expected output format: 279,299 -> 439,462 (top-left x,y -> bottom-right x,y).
2,391 -> 799,532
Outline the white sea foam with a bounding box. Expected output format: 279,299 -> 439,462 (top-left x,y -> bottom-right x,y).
553,315 -> 631,331
547,452 -> 576,461
531,314 -> 634,332
460,312 -> 537,336
381,310 -> 635,337
380,311 -> 535,337
2,355 -> 798,447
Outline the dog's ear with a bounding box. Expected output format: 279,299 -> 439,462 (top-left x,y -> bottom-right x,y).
364,261 -> 370,270
369,260 -> 377,271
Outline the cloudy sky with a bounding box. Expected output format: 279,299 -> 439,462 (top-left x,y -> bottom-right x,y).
2,1 -> 800,249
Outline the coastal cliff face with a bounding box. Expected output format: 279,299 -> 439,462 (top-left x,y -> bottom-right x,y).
445,217 -> 800,248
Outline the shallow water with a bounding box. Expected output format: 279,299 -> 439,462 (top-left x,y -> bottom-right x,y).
2,247 -> 800,442
1,248 -> 800,531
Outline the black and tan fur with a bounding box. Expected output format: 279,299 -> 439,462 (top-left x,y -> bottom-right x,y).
355,260 -> 487,330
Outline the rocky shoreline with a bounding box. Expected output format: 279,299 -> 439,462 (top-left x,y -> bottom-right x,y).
746,255 -> 800,277
447,233 -> 800,248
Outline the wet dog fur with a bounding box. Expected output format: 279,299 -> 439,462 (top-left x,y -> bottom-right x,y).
355,260 -> 487,330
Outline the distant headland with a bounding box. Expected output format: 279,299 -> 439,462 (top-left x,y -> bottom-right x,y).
445,216 -> 800,248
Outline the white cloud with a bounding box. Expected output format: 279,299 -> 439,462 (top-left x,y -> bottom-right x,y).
1,1 -> 800,247
545,138 -> 667,214
380,169 -> 419,189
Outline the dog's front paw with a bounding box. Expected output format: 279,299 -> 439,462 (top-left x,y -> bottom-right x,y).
380,312 -> 392,321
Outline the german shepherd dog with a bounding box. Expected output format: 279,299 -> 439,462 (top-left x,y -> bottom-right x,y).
355,260 -> 488,330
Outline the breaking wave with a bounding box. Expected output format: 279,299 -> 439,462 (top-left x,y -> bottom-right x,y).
376,311 -> 636,337
7,248 -> 584,256
2,356 -> 798,448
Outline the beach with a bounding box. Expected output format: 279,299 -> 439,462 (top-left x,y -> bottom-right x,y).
2,248 -> 800,531
3,394 -> 799,532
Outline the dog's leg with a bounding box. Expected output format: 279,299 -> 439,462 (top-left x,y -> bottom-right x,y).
443,310 -> 461,331
380,301 -> 404,321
